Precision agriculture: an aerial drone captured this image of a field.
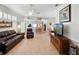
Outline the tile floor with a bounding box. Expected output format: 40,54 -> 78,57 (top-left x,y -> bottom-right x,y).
6,32 -> 59,55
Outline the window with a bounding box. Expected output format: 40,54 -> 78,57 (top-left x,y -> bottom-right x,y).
3,12 -> 7,19
12,16 -> 15,21
0,11 -> 2,18
12,16 -> 17,21
8,14 -> 11,20
14,16 -> 17,21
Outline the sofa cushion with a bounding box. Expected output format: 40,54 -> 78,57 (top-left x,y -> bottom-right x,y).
12,35 -> 22,40
0,32 -> 6,38
0,32 -> 3,37
0,37 -> 7,45
10,30 -> 16,34
6,34 -> 17,39
4,30 -> 16,36
5,39 -> 15,46
0,41 -> 6,45
0,37 -> 7,41
5,35 -> 22,46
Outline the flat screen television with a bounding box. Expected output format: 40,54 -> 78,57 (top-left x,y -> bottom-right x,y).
54,23 -> 64,36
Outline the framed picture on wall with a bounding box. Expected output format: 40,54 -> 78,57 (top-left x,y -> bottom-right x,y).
0,20 -> 12,28
59,5 -> 71,23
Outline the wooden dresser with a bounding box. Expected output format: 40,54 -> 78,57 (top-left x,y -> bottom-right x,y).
50,33 -> 70,55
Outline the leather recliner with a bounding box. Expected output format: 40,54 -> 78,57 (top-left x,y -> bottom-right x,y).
27,28 -> 34,39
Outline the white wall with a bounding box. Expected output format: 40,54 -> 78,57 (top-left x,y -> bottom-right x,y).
53,4 -> 79,42
68,5 -> 79,42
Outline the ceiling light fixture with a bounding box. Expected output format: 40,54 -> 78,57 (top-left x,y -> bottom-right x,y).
29,10 -> 33,15
28,4 -> 40,16
28,4 -> 34,16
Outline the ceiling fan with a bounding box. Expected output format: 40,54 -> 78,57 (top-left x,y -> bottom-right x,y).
28,4 -> 40,15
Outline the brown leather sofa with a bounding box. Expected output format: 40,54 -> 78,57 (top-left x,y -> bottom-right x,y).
0,30 -> 24,54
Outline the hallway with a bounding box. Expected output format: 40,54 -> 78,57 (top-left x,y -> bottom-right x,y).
7,32 -> 59,55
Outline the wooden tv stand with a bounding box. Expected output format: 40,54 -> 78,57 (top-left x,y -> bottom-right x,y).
50,33 -> 70,55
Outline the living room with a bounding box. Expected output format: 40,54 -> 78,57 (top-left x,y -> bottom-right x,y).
0,3 -> 79,56
0,4 -> 58,55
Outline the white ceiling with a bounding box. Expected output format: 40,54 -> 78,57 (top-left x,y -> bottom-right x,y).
3,4 -> 58,18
